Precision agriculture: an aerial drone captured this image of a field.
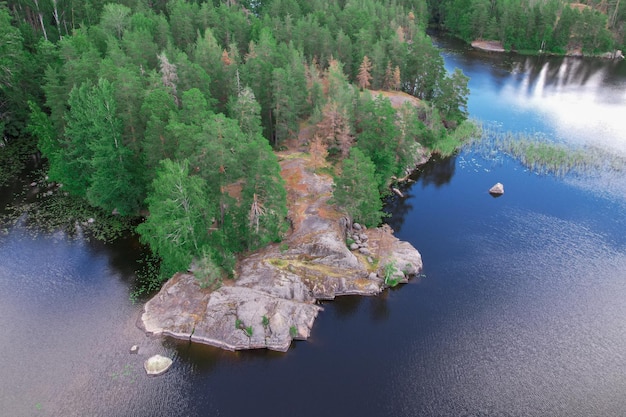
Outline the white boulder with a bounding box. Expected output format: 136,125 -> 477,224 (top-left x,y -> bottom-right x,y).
144,354 -> 173,376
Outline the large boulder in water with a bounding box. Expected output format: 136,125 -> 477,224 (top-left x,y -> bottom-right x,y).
489,182 -> 504,196
144,354 -> 173,376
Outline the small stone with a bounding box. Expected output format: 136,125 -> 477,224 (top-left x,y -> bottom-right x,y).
144,354 -> 173,376
359,247 -> 371,256
368,272 -> 378,280
489,182 -> 504,196
130,345 -> 139,354
30,182 -> 37,187
87,218 -> 95,224
349,243 -> 359,251
367,257 -> 374,264
353,223 -> 362,231
360,234 -> 368,242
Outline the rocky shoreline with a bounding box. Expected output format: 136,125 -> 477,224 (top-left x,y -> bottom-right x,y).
140,153 -> 423,352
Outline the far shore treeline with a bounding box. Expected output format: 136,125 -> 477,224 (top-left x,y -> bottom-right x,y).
2,0 -> 620,287
430,0 -> 626,54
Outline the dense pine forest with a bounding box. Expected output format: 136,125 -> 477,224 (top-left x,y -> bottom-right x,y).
430,0 -> 626,54
1,0 -> 477,284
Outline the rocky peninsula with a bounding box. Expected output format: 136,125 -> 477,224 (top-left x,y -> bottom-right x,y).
140,151 -> 423,352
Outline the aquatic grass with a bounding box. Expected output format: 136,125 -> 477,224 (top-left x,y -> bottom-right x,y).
129,253 -> 164,303
1,181 -> 135,242
110,363 -> 138,384
465,125 -> 626,176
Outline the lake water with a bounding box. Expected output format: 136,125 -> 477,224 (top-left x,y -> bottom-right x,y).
2,36 -> 626,416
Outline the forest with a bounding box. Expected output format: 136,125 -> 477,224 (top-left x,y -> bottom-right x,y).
429,0 -> 626,54
0,0 -> 474,284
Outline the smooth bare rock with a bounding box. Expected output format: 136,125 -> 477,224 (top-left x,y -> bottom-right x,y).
141,153 -> 422,352
489,182 -> 504,195
144,354 -> 173,376
141,273 -> 321,352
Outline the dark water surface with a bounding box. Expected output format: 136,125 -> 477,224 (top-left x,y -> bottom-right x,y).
2,37 -> 626,416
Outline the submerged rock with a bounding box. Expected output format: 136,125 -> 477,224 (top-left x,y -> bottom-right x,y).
144,354 -> 173,376
141,153 -> 423,352
489,182 -> 504,196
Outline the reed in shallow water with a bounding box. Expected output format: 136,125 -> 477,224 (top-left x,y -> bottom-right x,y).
466,125 -> 626,176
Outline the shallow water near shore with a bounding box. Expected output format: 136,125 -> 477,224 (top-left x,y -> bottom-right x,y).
2,35 -> 626,416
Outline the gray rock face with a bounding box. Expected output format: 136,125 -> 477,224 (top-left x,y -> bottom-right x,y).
141,154 -> 423,352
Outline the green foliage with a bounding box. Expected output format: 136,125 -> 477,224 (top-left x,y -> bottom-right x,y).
355,93 -> 402,190
63,79 -> 144,215
262,315 -> 270,327
137,159 -> 211,279
332,147 -> 386,227
383,261 -> 401,287
289,325 -> 298,338
433,68 -> 470,128
193,248 -> 224,290
0,137 -> 37,188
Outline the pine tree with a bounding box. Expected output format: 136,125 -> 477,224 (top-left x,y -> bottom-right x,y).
158,52 -> 180,107
383,61 -> 394,90
393,66 -> 402,91
357,55 -> 373,90
227,86 -> 263,138
332,147 -> 385,227
309,134 -> 328,169
137,159 -> 212,279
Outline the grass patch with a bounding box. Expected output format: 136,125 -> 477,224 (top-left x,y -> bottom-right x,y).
432,119 -> 482,157
382,261 -> 402,287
